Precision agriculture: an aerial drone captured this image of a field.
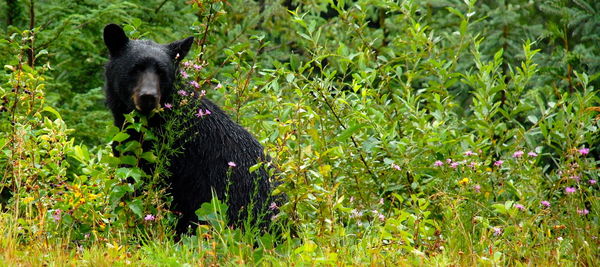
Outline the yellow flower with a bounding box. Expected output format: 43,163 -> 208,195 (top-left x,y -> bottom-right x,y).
23,196 -> 35,204
459,177 -> 470,185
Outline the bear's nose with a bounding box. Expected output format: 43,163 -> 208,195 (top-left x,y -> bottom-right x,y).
136,94 -> 159,113
133,70 -> 161,113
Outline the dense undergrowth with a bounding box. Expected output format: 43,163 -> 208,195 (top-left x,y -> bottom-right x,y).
0,0 -> 599,265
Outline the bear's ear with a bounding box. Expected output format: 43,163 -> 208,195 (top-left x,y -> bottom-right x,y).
166,36 -> 194,61
104,24 -> 129,57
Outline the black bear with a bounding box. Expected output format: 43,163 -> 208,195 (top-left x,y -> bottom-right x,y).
102,24 -> 275,234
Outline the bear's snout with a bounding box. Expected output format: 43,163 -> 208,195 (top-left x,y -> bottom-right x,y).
133,70 -> 161,113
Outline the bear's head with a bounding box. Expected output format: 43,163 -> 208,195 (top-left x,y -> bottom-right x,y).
103,24 -> 193,119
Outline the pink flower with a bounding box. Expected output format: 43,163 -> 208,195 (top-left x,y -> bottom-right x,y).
378,213 -> 385,222
541,200 -> 551,208
269,202 -> 278,210
528,151 -> 538,157
434,160 -> 444,167
577,209 -> 589,215
52,209 -> 62,222
199,90 -> 206,97
494,160 -> 504,166
180,70 -> 189,78
189,80 -> 200,89
493,227 -> 502,236
450,162 -> 459,169
391,163 -> 401,171
350,209 -> 362,218
446,159 -> 453,164
512,150 -> 524,158
589,179 -> 597,185
144,214 -> 156,221
578,147 -> 590,155
193,64 -> 203,70
177,90 -> 188,96
473,185 -> 481,193
183,61 -> 192,67
464,150 -> 475,156
514,204 -> 525,211
228,161 -> 237,167
569,175 -> 580,182
195,109 -> 212,118
215,83 -> 223,90
565,187 -> 576,194
379,198 -> 384,205
468,161 -> 477,168
164,103 -> 173,109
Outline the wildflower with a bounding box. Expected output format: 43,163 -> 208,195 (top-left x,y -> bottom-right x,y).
195,109 -> 212,118
177,90 -> 188,96
578,147 -> 590,155
464,150 -> 475,156
514,204 -> 525,211
577,209 -> 589,215
391,163 -> 401,171
446,159 -> 453,164
193,64 -> 203,70
589,179 -> 597,185
199,90 -> 206,97
541,200 -> 551,208
459,177 -> 470,185
53,209 -> 62,222
379,198 -> 384,205
378,213 -> 385,222
164,103 -> 173,109
175,53 -> 180,59
494,160 -> 504,167
349,196 -> 354,203
473,185 -> 481,193
468,161 -> 477,168
512,150 -> 524,158
350,209 -> 363,218
269,202 -> 278,210
434,160 -> 444,167
450,162 -> 459,169
569,175 -> 580,182
528,151 -> 538,157
23,196 -> 34,204
493,227 -> 502,236
180,70 -> 189,78
557,237 -> 563,241
565,187 -> 576,194
215,83 -> 223,90
189,80 -> 200,89
228,161 -> 237,167
144,214 -> 156,221
183,61 -> 191,67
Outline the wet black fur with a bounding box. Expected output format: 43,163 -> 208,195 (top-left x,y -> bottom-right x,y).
103,24 -> 274,234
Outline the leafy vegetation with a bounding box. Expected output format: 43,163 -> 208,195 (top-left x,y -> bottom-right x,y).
1,0 -> 598,265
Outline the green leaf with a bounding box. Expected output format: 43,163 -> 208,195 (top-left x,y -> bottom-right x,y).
127,199 -> 144,218
335,123 -> 366,142
42,106 -> 62,120
112,132 -> 130,143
